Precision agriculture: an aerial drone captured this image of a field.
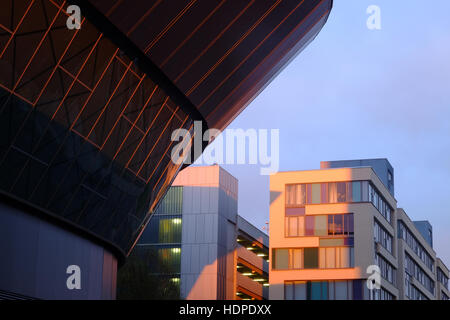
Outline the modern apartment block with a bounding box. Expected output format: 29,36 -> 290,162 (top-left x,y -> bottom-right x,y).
269,159 -> 449,300
124,165 -> 269,300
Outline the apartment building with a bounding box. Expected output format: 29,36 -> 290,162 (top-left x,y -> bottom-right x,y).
120,165 -> 268,300
269,159 -> 449,300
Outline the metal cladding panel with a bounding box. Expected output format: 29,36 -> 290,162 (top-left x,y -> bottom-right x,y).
0,200 -> 117,299
87,0 -> 333,130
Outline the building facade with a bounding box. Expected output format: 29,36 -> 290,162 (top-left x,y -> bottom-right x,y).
122,165 -> 269,300
269,159 -> 449,300
0,0 -> 331,299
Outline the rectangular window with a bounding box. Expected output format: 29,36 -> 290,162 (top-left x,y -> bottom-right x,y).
304,248 -> 319,269
296,184 -> 306,206
273,249 -> 289,270
321,183 -> 328,203
292,249 -> 303,269
352,181 -> 361,202
314,215 -> 328,236
362,181 -> 369,201
328,183 -> 337,203
305,216 -> 315,236
286,185 -> 296,206
311,183 -> 321,204
310,281 -> 328,300
334,215 -> 343,235
337,182 -> 346,202
294,281 -> 307,300
286,280 -> 361,300
289,216 -> 298,236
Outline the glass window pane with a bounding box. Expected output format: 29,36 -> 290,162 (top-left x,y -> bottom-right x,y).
294,281 -> 307,300
306,184 -> 312,204
346,182 -> 353,202
334,215 -> 343,235
337,182 -> 346,202
286,185 -> 295,205
305,216 -> 315,236
326,248 -> 336,268
311,183 -> 321,204
321,282 -> 328,300
319,248 -> 326,268
289,216 -> 298,236
340,247 -> 350,268
335,281 -> 348,300
274,249 -> 289,270
285,282 -> 294,300
296,184 -> 306,205
315,215 -> 327,236
352,181 -> 361,202
361,181 -> 369,202
348,214 -> 354,235
328,215 -> 334,235
321,183 -> 328,203
304,248 -> 318,269
298,216 -> 305,236
328,281 -> 335,300
310,282 -> 322,300
292,249 -> 303,269
328,183 -> 337,203
285,217 -> 289,236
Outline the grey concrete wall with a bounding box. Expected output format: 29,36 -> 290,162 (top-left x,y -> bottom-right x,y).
180,183 -> 238,300
0,201 -> 117,300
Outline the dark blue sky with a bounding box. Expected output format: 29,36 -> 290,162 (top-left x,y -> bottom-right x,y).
197,0 -> 450,266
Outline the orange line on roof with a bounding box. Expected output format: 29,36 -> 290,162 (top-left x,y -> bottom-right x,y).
160,0 -> 227,67
184,0 -> 282,97
144,0 -> 198,54
126,0 -> 163,36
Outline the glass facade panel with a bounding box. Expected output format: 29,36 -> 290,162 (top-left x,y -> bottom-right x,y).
304,248 -> 319,269
315,215 -> 327,236
305,216 -> 315,236
285,280 -> 364,300
287,213 -> 353,238
274,249 -> 289,270
286,181 -> 392,224
311,183 -> 321,204
336,182 -> 346,202
292,249 -> 303,269
294,282 -> 307,300
352,181 -> 361,202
